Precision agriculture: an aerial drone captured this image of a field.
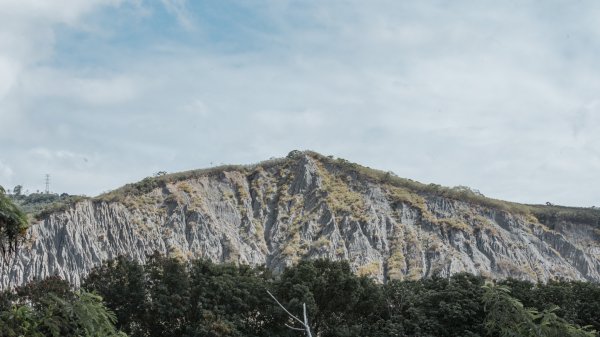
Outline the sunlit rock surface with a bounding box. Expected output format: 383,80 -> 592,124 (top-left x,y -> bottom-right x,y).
3,152 -> 600,288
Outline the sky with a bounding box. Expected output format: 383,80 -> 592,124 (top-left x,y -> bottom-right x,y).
0,0 -> 599,206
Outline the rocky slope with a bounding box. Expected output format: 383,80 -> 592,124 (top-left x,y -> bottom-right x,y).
2,151 -> 600,288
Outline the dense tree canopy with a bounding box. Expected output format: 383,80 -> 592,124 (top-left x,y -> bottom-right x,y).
2,256 -> 599,336
79,256 -> 598,337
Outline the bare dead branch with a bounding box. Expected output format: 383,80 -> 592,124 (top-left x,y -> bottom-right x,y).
266,290 -> 305,326
267,290 -> 313,337
303,303 -> 313,337
285,323 -> 305,331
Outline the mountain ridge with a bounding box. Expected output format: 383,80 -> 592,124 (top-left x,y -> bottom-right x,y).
29,150 -> 600,224
3,150 -> 600,288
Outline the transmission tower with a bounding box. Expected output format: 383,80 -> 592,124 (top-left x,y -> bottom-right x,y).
45,174 -> 50,194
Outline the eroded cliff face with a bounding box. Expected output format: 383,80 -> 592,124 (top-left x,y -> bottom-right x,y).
3,153 -> 600,288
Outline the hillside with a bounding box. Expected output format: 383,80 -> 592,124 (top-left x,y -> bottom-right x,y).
3,150 -> 600,288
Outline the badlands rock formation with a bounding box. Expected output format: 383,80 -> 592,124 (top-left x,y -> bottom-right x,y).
2,151 -> 600,288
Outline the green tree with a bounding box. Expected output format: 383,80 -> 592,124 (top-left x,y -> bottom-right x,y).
79,255 -> 600,337
482,283 -> 539,337
83,257 -> 146,337
145,254 -> 191,337
0,281 -> 127,337
0,304 -> 42,337
12,185 -> 22,197
380,273 -> 486,337
68,291 -> 127,337
482,283 -> 595,337
500,278 -> 600,333
185,260 -> 274,337
273,259 -> 384,337
0,185 -> 29,264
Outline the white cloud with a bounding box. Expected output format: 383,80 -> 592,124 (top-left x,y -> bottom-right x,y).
0,55 -> 19,99
0,0 -> 124,77
0,160 -> 13,181
1,1 -> 600,206
256,109 -> 325,130
0,0 -> 132,136
183,99 -> 210,117
23,69 -> 140,105
0,0 -> 123,23
160,0 -> 193,30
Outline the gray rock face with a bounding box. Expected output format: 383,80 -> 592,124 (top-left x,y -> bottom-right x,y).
2,153 -> 600,288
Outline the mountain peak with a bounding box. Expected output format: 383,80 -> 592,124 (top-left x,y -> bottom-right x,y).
3,151 -> 600,288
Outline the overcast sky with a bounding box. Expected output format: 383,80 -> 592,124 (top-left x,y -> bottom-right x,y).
0,0 -> 599,206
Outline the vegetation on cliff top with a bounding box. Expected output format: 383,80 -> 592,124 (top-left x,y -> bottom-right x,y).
24,150 -> 599,228
302,151 -> 600,227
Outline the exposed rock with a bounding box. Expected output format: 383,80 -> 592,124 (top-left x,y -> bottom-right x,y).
2,152 -> 600,288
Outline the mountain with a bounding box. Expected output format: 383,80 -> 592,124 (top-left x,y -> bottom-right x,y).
3,150 -> 600,288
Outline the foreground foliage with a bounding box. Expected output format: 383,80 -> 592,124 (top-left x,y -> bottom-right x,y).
482,284 -> 595,337
82,256 -> 598,337
0,277 -> 125,336
0,186 -> 28,265
2,257 -> 598,336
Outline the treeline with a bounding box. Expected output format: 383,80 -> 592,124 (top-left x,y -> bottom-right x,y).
2,256 -> 599,337
7,189 -> 87,219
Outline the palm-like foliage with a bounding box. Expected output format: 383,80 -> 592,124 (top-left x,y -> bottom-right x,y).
482,283 -> 596,337
0,186 -> 29,263
0,289 -> 127,337
48,291 -> 127,337
0,305 -> 42,337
